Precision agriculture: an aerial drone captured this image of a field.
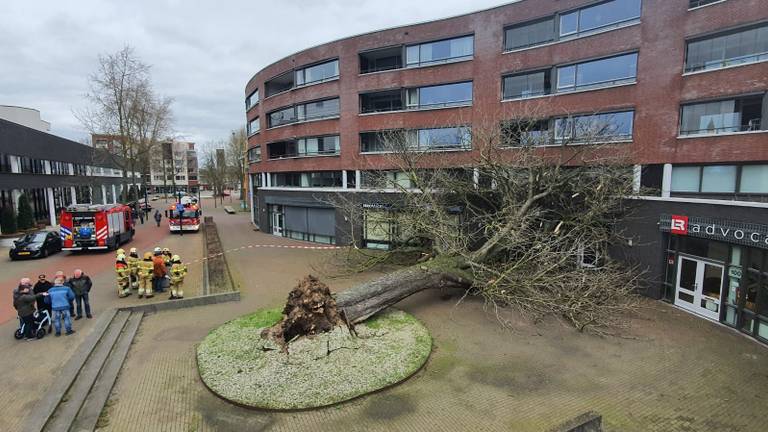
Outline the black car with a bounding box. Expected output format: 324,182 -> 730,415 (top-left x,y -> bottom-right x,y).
9,231 -> 62,260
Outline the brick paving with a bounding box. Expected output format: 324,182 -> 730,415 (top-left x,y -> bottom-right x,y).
98,206 -> 768,432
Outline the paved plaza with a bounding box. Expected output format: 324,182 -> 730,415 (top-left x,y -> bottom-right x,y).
2,202 -> 767,431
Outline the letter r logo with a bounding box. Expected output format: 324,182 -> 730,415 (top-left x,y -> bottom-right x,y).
671,215 -> 688,235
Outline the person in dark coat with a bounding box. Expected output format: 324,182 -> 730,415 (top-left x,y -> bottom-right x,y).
154,210 -> 162,227
66,269 -> 93,319
13,278 -> 46,341
33,274 -> 53,329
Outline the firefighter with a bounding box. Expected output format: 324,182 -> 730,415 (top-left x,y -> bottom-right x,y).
127,248 -> 140,290
115,254 -> 131,298
138,252 -> 155,298
169,255 -> 187,300
116,248 -> 125,258
162,247 -> 172,268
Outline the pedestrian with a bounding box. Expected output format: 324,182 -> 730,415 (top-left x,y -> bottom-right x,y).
55,270 -> 74,317
154,210 -> 162,227
152,247 -> 168,294
13,278 -> 45,341
46,276 -> 75,336
139,208 -> 145,225
33,274 -> 54,330
66,269 -> 93,319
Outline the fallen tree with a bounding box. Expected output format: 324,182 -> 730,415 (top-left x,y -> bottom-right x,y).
265,113 -> 642,345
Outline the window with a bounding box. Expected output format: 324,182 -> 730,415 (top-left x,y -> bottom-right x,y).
360,90 -> 404,113
414,127 -> 471,151
248,117 -> 260,135
501,119 -> 553,147
360,46 -> 403,74
503,70 -> 551,100
689,0 -> 725,7
361,171 -> 415,189
685,23 -> 768,73
269,171 -> 343,188
671,164 -> 768,194
268,136 -> 340,159
50,161 -> 70,175
559,0 -> 642,38
554,111 -> 634,143
505,18 -> 555,51
246,89 -> 259,109
680,94 -> 765,136
265,71 -> 294,97
0,153 -> 11,173
19,157 -> 44,174
267,98 -> 340,127
740,165 -> 768,193
405,35 -> 473,67
247,146 -> 261,163
296,59 -> 339,86
407,81 -> 473,109
503,0 -> 641,51
556,53 -> 638,92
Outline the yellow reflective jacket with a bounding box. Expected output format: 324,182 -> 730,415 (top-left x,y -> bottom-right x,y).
170,263 -> 187,283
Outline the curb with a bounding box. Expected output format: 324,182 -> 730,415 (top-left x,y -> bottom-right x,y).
117,291 -> 241,314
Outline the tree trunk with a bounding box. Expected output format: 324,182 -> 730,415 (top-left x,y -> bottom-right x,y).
336,265 -> 471,323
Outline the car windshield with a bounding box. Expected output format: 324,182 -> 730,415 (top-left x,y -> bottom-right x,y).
21,233 -> 47,243
170,209 -> 198,218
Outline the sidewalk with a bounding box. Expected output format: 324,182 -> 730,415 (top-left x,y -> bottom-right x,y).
99,209 -> 768,431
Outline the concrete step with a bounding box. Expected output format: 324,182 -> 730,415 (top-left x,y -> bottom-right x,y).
23,310 -> 118,432
42,311 -> 131,432
70,311 -> 144,432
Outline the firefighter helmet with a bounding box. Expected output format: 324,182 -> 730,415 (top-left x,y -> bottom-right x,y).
144,252 -> 153,260
116,248 -> 125,256
153,247 -> 162,254
116,254 -> 126,263
129,247 -> 137,254
172,255 -> 181,263
162,247 -> 170,254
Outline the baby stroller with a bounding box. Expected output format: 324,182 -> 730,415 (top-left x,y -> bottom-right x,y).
14,309 -> 52,340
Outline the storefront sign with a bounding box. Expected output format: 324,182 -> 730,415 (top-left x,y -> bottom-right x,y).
660,214 -> 768,250
728,266 -> 742,279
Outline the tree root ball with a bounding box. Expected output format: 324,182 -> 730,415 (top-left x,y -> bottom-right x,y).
196,308 -> 432,410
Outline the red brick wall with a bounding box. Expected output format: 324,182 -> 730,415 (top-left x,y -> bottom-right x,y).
245,0 -> 768,174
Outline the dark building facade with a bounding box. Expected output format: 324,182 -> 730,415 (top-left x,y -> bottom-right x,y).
0,118 -> 138,231
245,0 -> 768,344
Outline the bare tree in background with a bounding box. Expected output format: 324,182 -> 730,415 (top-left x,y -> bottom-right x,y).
225,127 -> 248,201
265,108 -> 642,345
198,144 -> 228,206
76,45 -> 173,201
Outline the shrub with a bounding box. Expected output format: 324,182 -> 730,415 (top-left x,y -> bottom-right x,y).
16,194 -> 35,230
0,206 -> 17,233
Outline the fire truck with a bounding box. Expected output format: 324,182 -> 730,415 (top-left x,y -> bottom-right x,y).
167,201 -> 201,233
60,204 -> 135,251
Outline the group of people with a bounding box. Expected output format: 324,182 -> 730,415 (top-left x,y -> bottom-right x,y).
115,246 -> 187,300
12,269 -> 94,340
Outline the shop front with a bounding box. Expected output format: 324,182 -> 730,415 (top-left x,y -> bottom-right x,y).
660,214 -> 768,344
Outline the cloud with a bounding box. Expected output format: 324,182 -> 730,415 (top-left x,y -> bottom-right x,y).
0,0 -> 507,145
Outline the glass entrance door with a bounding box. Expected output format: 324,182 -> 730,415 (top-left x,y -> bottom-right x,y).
270,205 -> 284,237
675,256 -> 724,321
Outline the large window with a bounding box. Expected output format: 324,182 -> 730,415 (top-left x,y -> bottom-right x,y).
246,89 -> 259,110
247,146 -> 261,163
557,53 -> 638,92
268,135 -> 340,159
503,70 -> 551,100
50,161 -> 70,175
501,119 -> 553,147
269,171 -> 343,188
559,0 -> 642,38
406,35 -> 473,67
0,154 -> 11,173
407,82 -> 473,109
360,127 -> 471,153
554,111 -> 634,143
19,157 -> 45,174
264,71 -> 294,97
360,46 -> 403,74
503,0 -> 641,51
672,164 -> 768,194
267,98 -> 340,128
502,53 -> 637,100
685,23 -> 768,73
505,18 -> 555,51
680,94 -> 765,136
296,59 -> 339,86
248,117 -> 260,136
360,90 -> 404,113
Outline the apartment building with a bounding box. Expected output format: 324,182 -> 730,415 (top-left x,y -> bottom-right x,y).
244,0 -> 768,344
149,140 -> 199,194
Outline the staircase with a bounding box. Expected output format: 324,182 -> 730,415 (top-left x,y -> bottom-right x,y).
23,309 -> 144,432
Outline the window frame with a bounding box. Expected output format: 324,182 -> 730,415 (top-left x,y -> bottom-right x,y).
246,88 -> 259,110
295,58 -> 340,87
405,34 -> 475,68
266,97 -> 341,129
683,22 -> 768,74
678,93 -> 766,136
247,117 -> 260,136
553,110 -> 635,145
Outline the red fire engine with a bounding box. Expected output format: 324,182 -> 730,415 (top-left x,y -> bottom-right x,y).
167,201 -> 201,233
60,204 -> 135,251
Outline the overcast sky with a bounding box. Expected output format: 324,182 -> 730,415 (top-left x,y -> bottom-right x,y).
0,0 -> 507,147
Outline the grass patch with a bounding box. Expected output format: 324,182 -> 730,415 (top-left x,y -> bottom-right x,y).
233,307 -> 282,329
